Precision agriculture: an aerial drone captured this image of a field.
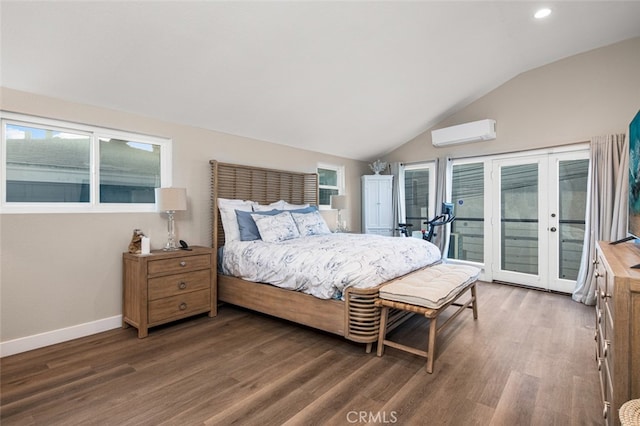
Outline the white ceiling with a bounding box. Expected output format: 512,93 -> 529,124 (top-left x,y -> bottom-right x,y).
2,1 -> 640,161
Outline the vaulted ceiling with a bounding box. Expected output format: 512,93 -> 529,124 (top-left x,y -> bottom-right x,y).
2,1 -> 639,161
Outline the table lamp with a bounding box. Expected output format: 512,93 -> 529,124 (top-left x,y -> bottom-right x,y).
330,194 -> 347,232
155,187 -> 187,251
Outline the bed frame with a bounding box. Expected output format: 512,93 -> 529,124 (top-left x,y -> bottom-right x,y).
210,160 -> 410,351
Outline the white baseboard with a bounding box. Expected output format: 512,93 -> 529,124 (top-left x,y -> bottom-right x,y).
0,315 -> 122,358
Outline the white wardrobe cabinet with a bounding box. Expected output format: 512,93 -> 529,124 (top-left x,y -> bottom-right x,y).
361,175 -> 394,236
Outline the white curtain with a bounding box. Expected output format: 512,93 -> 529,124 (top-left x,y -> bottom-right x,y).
433,157 -> 451,255
573,133 -> 628,305
390,162 -> 405,236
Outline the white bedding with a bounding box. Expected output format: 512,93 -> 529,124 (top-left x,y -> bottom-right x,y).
221,233 -> 441,299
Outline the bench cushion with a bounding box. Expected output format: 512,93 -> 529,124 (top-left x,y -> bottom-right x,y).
379,264 -> 480,309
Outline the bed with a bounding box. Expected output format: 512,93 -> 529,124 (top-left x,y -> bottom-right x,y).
210,160 -> 441,350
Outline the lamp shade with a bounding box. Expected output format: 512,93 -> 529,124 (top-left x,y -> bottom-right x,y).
155,187 -> 187,212
330,194 -> 347,210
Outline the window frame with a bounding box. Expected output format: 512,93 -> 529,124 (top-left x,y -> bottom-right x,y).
402,161 -> 436,229
448,158 -> 487,264
317,162 -> 345,210
0,112 -> 172,214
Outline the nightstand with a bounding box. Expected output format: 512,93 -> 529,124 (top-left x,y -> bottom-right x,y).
122,246 -> 216,338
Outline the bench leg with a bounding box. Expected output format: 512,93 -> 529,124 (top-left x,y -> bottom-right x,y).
471,282 -> 478,319
426,315 -> 437,374
377,306 -> 390,357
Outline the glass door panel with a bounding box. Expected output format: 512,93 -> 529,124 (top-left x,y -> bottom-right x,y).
450,162 -> 484,262
549,154 -> 589,292
501,163 -> 539,275
491,156 -> 547,288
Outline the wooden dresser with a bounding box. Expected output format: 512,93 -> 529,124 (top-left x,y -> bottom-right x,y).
123,246 -> 216,338
595,241 -> 640,425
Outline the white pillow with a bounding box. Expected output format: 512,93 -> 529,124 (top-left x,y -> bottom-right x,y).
253,200 -> 285,211
218,198 -> 254,208
291,210 -> 331,236
283,201 -> 310,210
251,211 -> 300,243
218,198 -> 255,242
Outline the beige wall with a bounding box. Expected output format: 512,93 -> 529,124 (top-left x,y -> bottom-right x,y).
386,37 -> 640,163
0,88 -> 367,344
2,36 -> 638,349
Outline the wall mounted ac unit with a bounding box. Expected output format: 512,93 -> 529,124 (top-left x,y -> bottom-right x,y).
431,119 -> 496,147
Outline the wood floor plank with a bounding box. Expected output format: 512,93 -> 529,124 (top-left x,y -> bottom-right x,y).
158,339 -> 332,425
570,375 -> 602,426
203,350 -> 345,425
2,364 -> 136,421
0,282 -> 602,425
280,356 -> 386,425
489,370 -> 540,425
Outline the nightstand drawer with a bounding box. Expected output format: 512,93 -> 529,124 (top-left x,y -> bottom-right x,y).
148,289 -> 210,324
148,269 -> 210,301
147,254 -> 211,275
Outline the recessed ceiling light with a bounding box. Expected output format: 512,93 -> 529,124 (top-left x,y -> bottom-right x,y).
534,8 -> 552,19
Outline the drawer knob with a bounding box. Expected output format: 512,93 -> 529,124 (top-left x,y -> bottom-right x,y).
179,261 -> 187,267
603,402 -> 609,419
603,340 -> 610,357
178,281 -> 187,290
600,290 -> 610,299
179,302 -> 187,311
594,271 -> 600,278
597,358 -> 602,371
597,311 -> 602,324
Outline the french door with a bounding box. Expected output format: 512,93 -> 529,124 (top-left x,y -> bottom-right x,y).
490,151 -> 589,293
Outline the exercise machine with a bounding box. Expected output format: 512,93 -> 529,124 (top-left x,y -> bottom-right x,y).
422,202 -> 455,242
398,202 -> 455,243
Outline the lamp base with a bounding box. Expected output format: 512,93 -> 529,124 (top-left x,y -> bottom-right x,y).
163,211 -> 180,251
335,209 -> 347,233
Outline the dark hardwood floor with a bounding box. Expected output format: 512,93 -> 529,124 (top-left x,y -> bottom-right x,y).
1,282 -> 602,425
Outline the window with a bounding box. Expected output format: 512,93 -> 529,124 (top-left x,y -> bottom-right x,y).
317,163 -> 344,208
99,138 -> 161,203
449,161 -> 485,262
402,162 -> 436,233
1,112 -> 171,213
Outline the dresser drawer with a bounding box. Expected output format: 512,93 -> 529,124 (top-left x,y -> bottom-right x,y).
148,269 -> 210,301
148,289 -> 210,324
147,254 -> 211,275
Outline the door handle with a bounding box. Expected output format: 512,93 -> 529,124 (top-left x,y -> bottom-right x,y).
550,227 -> 557,232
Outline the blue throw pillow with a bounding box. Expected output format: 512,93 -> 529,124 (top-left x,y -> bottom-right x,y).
236,209 -> 280,241
287,205 -> 317,214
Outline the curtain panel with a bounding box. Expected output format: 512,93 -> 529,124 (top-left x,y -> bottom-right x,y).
390,162 -> 405,237
433,157 -> 452,255
573,133 -> 627,305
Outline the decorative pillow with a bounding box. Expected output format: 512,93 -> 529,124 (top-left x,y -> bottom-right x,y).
251,211 -> 300,243
236,209 -> 280,241
218,198 -> 255,242
253,200 -> 285,212
291,210 -> 331,236
288,205 -> 317,214
237,206 -> 318,241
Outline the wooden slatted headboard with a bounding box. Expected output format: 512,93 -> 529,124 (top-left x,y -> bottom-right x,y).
210,160 -> 319,249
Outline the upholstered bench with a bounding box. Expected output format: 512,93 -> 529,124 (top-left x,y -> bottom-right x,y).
375,264 -> 481,373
